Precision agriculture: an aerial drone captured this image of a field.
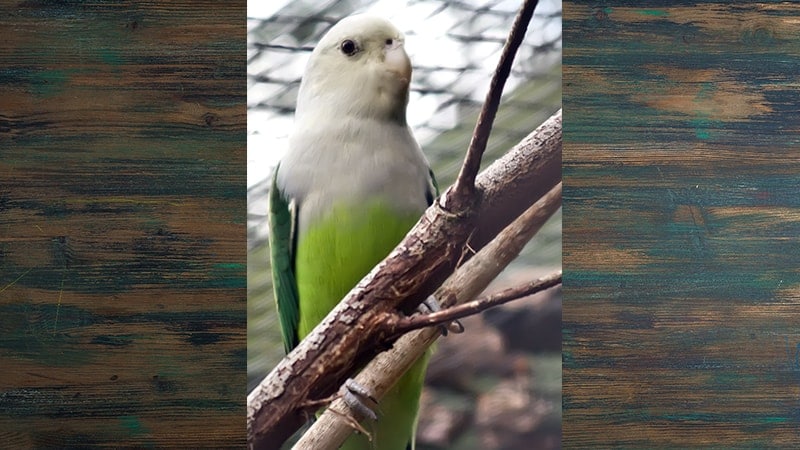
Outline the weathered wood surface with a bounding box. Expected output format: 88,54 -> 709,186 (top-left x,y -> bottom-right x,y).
0,2 -> 245,447
563,2 -> 800,448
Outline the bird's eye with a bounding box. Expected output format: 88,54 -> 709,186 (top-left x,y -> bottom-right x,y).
340,39 -> 358,56
385,38 -> 393,46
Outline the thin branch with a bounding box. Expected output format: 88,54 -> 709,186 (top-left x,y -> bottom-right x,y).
294,181 -> 562,450
390,271 -> 562,333
452,0 -> 540,198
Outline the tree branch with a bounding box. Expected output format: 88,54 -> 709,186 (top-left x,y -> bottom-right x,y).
436,180 -> 562,312
453,0 -> 541,199
391,271 -> 562,334
293,181 -> 562,449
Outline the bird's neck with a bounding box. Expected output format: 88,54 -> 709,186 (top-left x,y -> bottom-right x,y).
297,81 -> 408,125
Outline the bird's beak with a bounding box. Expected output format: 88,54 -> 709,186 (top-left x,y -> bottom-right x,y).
384,39 -> 411,87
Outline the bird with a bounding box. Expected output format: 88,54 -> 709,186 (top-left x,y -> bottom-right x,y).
268,14 -> 437,450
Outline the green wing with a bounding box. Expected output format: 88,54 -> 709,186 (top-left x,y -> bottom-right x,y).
268,164 -> 300,353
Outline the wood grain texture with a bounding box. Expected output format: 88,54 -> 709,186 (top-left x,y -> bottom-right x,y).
0,1 -> 245,447
563,2 -> 800,448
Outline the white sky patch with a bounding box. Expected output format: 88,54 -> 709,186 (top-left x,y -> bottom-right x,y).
247,0 -> 291,20
408,92 -> 458,144
362,0 -> 412,18
382,1 -> 442,30
248,110 -> 290,187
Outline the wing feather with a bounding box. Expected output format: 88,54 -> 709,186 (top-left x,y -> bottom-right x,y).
268,164 -> 300,352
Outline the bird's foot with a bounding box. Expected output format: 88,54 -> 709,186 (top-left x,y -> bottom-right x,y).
342,378 -> 378,422
418,295 -> 465,336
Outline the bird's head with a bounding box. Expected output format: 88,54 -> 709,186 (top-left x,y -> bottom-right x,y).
296,15 -> 412,124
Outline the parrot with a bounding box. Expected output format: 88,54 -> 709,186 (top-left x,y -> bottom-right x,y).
268,14 -> 437,450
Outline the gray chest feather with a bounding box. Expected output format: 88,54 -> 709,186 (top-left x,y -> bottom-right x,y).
277,120 -> 433,234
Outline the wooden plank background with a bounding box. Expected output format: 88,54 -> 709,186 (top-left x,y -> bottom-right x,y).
563,2 -> 800,447
0,2 -> 245,447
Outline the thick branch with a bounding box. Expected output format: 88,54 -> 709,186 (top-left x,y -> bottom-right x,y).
453,0 -> 540,198
294,182 -> 562,449
247,110 -> 561,449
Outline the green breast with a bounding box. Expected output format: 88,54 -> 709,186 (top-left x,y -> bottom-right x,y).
294,200 -> 428,450
295,200 -> 421,339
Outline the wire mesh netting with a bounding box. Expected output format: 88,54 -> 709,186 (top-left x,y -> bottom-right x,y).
248,1 -> 561,447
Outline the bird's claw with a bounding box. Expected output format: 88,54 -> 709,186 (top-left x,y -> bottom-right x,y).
342,378 -> 378,421
419,295 -> 465,336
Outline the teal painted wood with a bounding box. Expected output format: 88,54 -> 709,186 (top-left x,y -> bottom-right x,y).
0,2 -> 246,447
564,2 -> 800,448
